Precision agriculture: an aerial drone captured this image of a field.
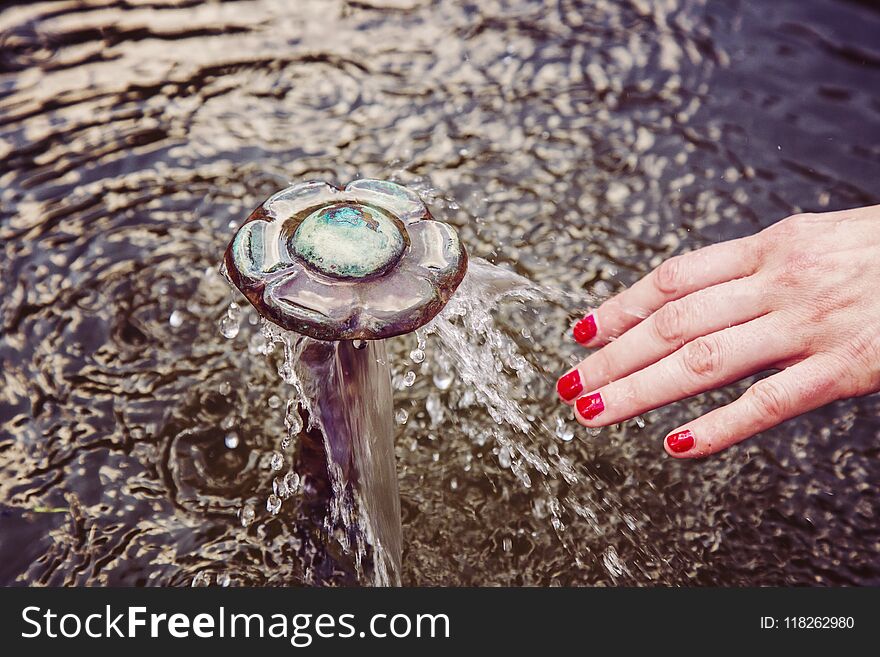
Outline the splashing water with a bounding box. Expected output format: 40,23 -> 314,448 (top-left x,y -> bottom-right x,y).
219,253 -> 676,585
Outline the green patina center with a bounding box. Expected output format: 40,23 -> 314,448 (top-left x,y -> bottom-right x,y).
290,203 -> 405,279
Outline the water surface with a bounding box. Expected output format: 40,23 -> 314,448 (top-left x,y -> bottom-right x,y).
1,0 -> 879,586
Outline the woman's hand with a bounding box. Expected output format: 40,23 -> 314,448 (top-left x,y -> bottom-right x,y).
556,205 -> 880,458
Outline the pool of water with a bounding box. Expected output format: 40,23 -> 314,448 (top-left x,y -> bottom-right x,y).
1,0 -> 878,586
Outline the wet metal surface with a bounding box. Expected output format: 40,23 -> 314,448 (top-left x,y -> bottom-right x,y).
224,179 -> 467,340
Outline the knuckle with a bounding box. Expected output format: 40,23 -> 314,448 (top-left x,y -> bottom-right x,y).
758,213 -> 812,253
762,217 -> 794,242
735,234 -> 764,272
770,212 -> 814,236
747,379 -> 791,421
653,255 -> 686,296
840,331 -> 880,392
653,301 -> 688,346
681,336 -> 724,379
771,249 -> 833,291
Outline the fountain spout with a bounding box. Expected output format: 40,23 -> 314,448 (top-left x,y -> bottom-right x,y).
223,180 -> 467,585
223,179 -> 467,341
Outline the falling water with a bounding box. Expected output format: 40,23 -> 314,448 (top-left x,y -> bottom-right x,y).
241,322 -> 398,585
294,338 -> 401,586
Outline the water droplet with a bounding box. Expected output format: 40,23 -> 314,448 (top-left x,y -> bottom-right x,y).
498,446 -> 512,469
219,314 -> 240,339
284,471 -> 300,494
511,459 -> 532,488
555,416 -> 574,442
395,408 -> 409,425
217,573 -> 231,587
426,393 -> 444,427
266,494 -> 282,515
240,503 -> 255,527
169,310 -> 183,328
409,348 -> 425,363
273,475 -> 289,499
602,546 -> 626,578
284,401 -> 303,434
403,370 -> 416,387
268,395 -> 282,409
224,432 -> 239,449
450,477 -> 458,491
218,382 -> 232,396
502,537 -> 512,552
270,451 -> 284,471
191,571 -> 211,587
352,339 -> 367,350
520,327 -> 531,339
433,371 -> 454,390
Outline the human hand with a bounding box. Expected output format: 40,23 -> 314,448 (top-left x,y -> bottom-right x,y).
556,205 -> 880,458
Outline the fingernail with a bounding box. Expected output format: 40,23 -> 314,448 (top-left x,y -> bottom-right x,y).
666,429 -> 695,454
576,392 -> 605,420
556,369 -> 583,401
573,314 -> 597,344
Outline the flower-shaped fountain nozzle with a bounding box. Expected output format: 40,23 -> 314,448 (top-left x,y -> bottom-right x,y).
223,180 -> 468,341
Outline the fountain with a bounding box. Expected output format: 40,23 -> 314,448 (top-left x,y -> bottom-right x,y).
222,179 -> 468,585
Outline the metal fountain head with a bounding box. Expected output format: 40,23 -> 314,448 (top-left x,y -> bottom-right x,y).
223,179 -> 468,341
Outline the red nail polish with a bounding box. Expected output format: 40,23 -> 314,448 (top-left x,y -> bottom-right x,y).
556,370 -> 583,401
576,392 -> 604,420
573,314 -> 597,344
666,430 -> 695,453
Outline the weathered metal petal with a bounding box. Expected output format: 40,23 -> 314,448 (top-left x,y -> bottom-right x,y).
265,180 -> 339,220
262,268 -> 358,340
357,266 -> 441,338
344,179 -> 428,224
228,216 -> 292,285
405,219 -> 468,290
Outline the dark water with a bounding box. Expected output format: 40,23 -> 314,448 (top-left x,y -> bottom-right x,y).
1,0 -> 879,586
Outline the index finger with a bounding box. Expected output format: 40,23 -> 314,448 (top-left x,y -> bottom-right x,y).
573,235 -> 761,347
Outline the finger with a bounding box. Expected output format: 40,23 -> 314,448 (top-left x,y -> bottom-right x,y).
572,314 -> 801,427
559,275 -> 769,403
573,236 -> 761,347
663,355 -> 844,458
